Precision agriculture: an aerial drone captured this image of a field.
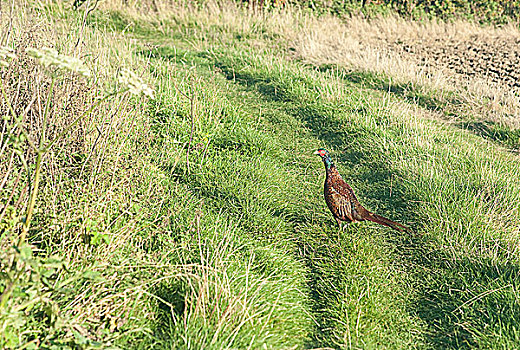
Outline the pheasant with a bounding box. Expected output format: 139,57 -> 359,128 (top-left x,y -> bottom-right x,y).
314,148 -> 410,232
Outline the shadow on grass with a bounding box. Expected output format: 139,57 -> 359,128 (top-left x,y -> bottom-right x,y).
388,231 -> 520,348
317,65 -> 520,151
136,280 -> 189,348
210,59 -> 520,349
316,64 -> 453,113
145,47 -> 520,349
458,120 -> 520,150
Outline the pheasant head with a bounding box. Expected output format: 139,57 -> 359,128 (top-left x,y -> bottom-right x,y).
314,148 -> 334,169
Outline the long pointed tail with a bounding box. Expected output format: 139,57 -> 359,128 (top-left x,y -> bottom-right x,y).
365,212 -> 410,233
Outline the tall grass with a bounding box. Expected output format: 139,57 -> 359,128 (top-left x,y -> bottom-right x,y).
0,1 -> 159,346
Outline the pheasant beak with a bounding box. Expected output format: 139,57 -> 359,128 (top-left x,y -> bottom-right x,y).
313,150 -> 321,155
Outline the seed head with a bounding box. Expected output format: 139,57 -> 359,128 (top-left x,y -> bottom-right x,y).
118,68 -> 155,99
26,47 -> 91,77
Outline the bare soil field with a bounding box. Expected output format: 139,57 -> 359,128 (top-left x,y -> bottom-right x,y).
388,33 -> 520,90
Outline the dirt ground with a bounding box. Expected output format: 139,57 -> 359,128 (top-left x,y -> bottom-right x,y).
387,34 -> 520,90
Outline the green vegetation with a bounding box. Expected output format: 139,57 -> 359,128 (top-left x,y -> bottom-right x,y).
385,0 -> 520,23
318,66 -> 520,150
1,1 -> 520,349
293,0 -> 520,24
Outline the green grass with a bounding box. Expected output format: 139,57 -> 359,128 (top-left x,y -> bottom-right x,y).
2,2 -> 520,349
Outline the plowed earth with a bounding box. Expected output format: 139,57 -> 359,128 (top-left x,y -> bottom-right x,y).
388,34 -> 520,90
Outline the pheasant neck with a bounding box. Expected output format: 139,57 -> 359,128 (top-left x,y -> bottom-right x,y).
323,156 -> 335,171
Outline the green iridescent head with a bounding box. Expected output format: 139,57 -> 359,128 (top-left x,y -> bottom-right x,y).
314,148 -> 334,169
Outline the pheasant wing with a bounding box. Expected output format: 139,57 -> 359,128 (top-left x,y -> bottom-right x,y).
329,178 -> 361,221
332,176 -> 410,232
331,178 -> 358,200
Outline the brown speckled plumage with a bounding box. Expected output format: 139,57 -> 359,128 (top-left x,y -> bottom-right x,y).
315,148 -> 409,232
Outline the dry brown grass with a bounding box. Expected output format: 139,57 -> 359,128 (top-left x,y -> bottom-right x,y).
289,13 -> 520,127
1,0 -> 156,245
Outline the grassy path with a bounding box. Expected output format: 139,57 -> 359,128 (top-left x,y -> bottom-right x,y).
137,35 -> 520,348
